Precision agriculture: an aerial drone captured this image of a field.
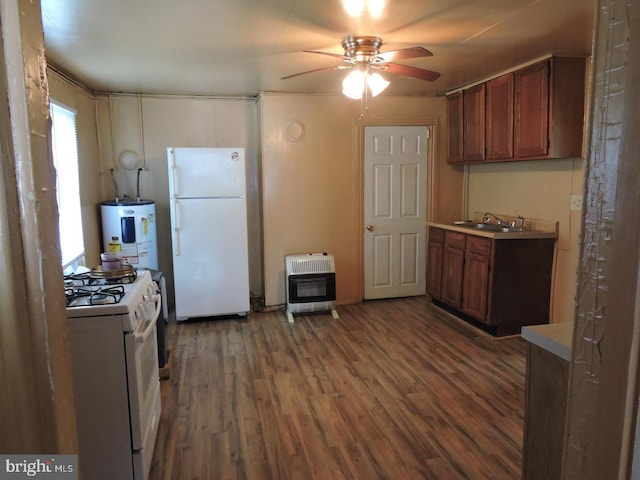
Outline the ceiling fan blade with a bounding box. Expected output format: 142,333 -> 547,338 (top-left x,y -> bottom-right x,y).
281,65 -> 345,80
382,63 -> 441,82
303,50 -> 349,61
375,46 -> 433,63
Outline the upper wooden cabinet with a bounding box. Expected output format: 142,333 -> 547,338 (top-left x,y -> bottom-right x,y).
514,61 -> 549,158
446,91 -> 464,163
463,84 -> 486,162
486,73 -> 514,160
516,56 -> 587,160
447,55 -> 587,164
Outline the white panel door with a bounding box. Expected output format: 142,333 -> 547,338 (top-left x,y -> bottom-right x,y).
364,126 -> 428,299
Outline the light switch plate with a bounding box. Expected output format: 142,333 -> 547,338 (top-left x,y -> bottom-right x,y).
570,195 -> 583,211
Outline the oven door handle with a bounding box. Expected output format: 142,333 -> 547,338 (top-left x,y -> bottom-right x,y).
135,294 -> 162,344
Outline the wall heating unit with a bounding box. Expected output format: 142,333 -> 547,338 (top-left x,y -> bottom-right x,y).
285,252 -> 339,323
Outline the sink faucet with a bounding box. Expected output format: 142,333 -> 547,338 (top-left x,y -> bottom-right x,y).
482,212 -> 509,227
482,212 -> 526,230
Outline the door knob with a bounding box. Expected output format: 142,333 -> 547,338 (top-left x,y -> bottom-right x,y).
366,225 -> 374,231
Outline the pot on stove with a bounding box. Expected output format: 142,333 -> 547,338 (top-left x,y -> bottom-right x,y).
101,252 -> 122,271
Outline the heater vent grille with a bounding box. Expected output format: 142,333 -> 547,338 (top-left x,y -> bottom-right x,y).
286,253 -> 335,275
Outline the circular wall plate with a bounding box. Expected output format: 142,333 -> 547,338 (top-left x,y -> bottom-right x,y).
284,120 -> 305,142
118,150 -> 139,170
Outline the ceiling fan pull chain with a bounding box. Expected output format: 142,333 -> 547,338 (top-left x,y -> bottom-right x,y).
361,81 -> 369,118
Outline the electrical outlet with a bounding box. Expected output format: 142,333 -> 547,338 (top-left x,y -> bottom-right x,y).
570,195 -> 583,211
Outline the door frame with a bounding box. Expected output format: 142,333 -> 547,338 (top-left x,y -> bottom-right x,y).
353,116 -> 440,301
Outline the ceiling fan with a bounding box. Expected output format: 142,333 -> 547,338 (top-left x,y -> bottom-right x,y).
281,35 -> 440,98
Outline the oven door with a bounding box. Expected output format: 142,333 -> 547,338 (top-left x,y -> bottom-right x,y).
125,293 -> 161,453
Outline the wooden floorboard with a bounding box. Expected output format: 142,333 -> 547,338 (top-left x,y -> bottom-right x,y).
150,296 -> 526,480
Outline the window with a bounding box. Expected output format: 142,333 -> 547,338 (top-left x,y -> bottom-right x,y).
50,101 -> 84,269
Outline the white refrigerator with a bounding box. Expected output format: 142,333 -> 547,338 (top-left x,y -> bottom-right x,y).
167,147 -> 250,320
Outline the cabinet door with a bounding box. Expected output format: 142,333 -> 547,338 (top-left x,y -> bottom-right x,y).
441,232 -> 465,309
486,73 -> 514,160
426,242 -> 443,299
426,228 -> 445,299
462,236 -> 492,322
515,60 -> 550,159
523,345 -> 569,480
463,83 -> 486,162
462,255 -> 491,322
446,92 -> 464,163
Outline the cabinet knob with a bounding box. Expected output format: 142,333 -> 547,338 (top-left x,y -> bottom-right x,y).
366,224 -> 374,231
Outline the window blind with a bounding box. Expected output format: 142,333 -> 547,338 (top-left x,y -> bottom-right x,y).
50,101 -> 85,268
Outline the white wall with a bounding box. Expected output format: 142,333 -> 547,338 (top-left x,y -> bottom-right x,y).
95,92 -> 463,309
47,73 -> 578,323
94,94 -> 261,300
260,93 -> 463,307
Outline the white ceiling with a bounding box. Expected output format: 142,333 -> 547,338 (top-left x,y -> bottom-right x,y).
40,0 -> 595,98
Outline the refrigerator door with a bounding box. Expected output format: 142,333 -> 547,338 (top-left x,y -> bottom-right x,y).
168,147 -> 245,198
170,197 -> 250,319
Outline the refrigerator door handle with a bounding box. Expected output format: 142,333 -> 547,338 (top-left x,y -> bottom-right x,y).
170,154 -> 178,197
172,197 -> 180,256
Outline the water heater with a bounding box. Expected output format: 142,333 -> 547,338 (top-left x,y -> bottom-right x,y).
100,200 -> 158,270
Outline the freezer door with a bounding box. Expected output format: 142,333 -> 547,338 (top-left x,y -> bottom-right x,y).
168,147 -> 246,198
171,197 -> 250,319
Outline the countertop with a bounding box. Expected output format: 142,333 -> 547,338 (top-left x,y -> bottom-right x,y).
427,221 -> 559,240
521,322 -> 574,361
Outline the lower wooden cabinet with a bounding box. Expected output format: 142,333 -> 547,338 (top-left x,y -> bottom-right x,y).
522,344 -> 569,479
426,226 -> 555,336
441,231 -> 465,309
462,236 -> 491,321
426,228 -> 444,299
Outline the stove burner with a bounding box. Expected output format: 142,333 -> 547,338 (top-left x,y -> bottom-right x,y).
64,273 -> 92,287
65,285 -> 125,307
64,268 -> 137,287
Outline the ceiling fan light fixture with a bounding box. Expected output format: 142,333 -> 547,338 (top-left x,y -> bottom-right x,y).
342,0 -> 384,18
342,0 -> 364,17
367,0 -> 385,18
342,69 -> 389,99
342,69 -> 365,99
367,72 -> 390,97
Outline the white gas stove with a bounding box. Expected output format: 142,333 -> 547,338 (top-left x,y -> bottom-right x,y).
65,268 -> 162,480
65,270 -> 159,331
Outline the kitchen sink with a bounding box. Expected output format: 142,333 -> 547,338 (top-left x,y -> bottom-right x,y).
453,222 -> 518,233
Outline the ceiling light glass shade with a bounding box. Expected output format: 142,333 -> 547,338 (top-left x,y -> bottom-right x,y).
342,0 -> 384,18
367,0 -> 385,18
342,69 -> 366,99
342,70 -> 390,99
342,0 -> 365,17
367,72 -> 390,97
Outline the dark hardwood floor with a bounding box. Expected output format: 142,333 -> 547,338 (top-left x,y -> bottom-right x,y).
149,296 -> 526,480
